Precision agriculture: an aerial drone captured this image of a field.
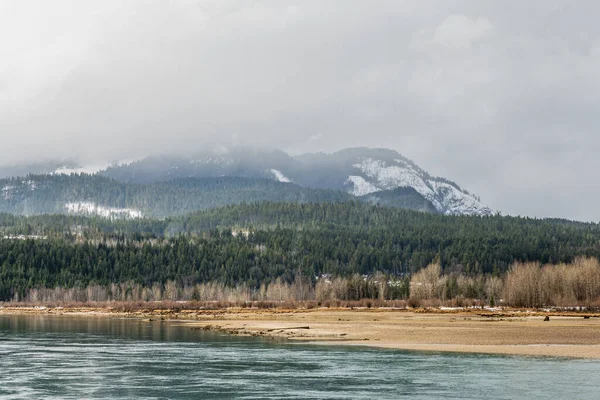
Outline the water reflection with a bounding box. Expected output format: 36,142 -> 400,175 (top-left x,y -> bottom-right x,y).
1,315 -> 599,399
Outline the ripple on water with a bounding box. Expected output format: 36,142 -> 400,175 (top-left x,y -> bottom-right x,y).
1,316 -> 600,399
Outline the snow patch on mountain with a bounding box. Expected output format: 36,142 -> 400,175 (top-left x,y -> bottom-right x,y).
191,156 -> 233,165
2,234 -> 47,240
23,180 -> 37,191
350,157 -> 492,216
65,202 -> 143,219
355,158 -> 431,195
430,181 -> 493,216
2,185 -> 15,200
269,169 -> 292,183
346,176 -> 379,196
54,159 -> 140,175
55,164 -> 109,175
2,180 -> 36,200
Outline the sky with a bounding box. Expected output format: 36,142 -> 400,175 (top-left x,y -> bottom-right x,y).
1,1 -> 599,221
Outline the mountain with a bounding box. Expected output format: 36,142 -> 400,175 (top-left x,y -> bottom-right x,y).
0,174 -> 350,218
100,147 -> 493,216
101,148 -> 298,184
0,161 -> 78,180
293,148 -> 492,216
0,147 -> 492,217
0,160 -> 142,180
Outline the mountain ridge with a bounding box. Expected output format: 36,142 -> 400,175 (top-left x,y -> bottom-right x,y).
0,147 -> 493,217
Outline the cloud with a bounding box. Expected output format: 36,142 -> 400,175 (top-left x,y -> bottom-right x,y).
1,1 -> 599,221
432,15 -> 493,49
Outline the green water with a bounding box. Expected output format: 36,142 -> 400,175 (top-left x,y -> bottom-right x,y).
0,315 -> 598,399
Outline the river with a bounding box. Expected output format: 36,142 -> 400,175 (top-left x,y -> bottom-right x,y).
0,315 -> 598,399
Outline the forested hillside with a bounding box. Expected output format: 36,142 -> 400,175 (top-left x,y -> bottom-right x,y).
0,147 -> 493,216
0,174 -> 350,217
1,202 -> 600,301
100,147 -> 493,216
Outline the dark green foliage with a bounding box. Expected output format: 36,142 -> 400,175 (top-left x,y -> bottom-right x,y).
1,202 -> 600,301
359,187 -> 438,213
0,174 -> 350,217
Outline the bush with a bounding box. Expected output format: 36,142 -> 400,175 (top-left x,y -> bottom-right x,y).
408,296 -> 422,308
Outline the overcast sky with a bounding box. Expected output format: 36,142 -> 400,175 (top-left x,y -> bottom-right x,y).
1,1 -> 599,220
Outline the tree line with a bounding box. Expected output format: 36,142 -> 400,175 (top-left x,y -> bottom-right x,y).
15,258 -> 600,310
2,202 -> 600,304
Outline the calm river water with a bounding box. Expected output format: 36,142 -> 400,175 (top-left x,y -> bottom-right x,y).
0,315 -> 599,399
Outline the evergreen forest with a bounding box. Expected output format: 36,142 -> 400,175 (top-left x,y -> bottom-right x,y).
2,202 -> 600,302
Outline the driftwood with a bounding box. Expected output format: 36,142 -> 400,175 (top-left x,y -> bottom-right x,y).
267,326 -> 310,332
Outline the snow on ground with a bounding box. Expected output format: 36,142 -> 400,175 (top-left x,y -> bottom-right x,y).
65,202 -> 143,219
2,185 -> 15,200
354,158 -> 433,195
2,235 -> 47,240
54,159 -> 141,175
2,181 -> 35,200
54,164 -> 111,175
269,169 -> 292,183
352,158 -> 442,209
346,175 -> 380,196
430,181 -> 493,216
23,180 -> 36,190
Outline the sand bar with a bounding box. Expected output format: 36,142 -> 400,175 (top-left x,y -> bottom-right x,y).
2,306 -> 600,359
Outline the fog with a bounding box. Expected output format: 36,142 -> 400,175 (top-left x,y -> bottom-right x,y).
1,1 -> 599,220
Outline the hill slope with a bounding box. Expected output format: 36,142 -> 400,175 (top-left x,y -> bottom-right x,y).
100,147 -> 492,216
0,147 -> 492,216
1,202 -> 598,301
0,174 -> 350,218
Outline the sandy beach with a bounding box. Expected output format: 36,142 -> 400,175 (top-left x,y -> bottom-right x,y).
184,309 -> 600,359
2,306 -> 600,359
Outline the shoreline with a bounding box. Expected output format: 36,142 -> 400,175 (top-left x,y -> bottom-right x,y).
2,306 -> 600,359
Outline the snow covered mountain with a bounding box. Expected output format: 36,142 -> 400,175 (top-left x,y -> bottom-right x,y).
0,147 -> 494,217
286,148 -> 491,216
97,147 -> 493,216
345,153 -> 492,216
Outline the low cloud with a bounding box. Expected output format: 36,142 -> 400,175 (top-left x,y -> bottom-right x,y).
432,15 -> 493,49
1,1 -> 599,221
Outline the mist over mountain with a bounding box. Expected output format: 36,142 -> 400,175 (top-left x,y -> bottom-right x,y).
0,147 -> 492,218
